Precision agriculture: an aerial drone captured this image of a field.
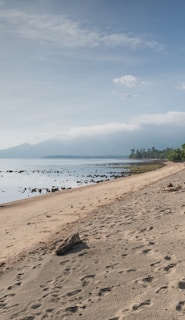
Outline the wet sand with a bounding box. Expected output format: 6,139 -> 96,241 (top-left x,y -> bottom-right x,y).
0,162 -> 185,319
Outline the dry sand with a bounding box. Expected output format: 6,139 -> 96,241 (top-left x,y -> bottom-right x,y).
0,162 -> 185,319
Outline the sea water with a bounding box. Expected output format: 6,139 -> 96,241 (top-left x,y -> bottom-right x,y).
0,157 -> 139,204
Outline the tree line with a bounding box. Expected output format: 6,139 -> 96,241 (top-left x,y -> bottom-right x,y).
129,144 -> 185,161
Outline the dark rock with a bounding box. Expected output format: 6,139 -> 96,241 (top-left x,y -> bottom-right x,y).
51,187 -> 59,192
55,233 -> 82,256
167,183 -> 173,187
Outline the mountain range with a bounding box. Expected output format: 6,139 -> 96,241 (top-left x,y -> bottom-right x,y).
0,136 -> 127,158
0,126 -> 184,158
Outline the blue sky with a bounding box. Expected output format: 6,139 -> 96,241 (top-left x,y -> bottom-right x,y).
1,0 -> 185,153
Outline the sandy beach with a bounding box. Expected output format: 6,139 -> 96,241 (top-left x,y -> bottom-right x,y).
0,162 -> 185,319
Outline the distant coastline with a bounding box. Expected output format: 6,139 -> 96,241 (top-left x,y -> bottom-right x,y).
42,155 -> 128,159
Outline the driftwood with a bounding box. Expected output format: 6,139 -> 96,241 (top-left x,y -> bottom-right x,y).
55,233 -> 82,256
161,183 -> 182,192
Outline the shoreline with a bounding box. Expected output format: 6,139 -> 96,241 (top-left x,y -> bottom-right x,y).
0,162 -> 184,265
0,158 -> 164,205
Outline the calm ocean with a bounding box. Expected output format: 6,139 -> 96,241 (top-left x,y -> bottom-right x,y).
0,157 -> 139,204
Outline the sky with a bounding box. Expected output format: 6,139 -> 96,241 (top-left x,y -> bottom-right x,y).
1,0 -> 185,153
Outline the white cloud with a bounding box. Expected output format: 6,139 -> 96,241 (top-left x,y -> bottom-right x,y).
0,111 -> 184,149
113,75 -> 138,88
0,8 -> 162,50
61,122 -> 139,139
53,111 -> 185,140
135,111 -> 185,126
113,75 -> 151,89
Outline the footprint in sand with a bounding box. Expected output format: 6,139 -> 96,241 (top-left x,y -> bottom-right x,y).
156,286 -> 168,294
31,303 -> 41,309
80,274 -> 95,287
178,279 -> 185,290
59,259 -> 70,265
16,273 -> 25,282
132,299 -> 151,311
176,300 -> 185,312
65,305 -> 79,313
142,275 -> 153,283
7,282 -> 21,290
148,241 -> 155,245
150,260 -> 161,267
142,248 -> 152,254
106,263 -> 119,270
164,255 -> 171,261
98,287 -> 112,296
163,263 -> 176,273
66,289 -> 82,297
127,269 -> 136,273
113,299 -> 152,319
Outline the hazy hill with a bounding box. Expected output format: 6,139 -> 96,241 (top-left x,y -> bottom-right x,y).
0,127 -> 184,159
0,136 -> 126,158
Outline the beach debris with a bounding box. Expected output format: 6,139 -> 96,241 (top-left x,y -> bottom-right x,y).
51,186 -> 59,192
161,183 -> 183,192
0,261 -> 5,268
178,280 -> 185,290
55,233 -> 82,256
167,183 -> 173,188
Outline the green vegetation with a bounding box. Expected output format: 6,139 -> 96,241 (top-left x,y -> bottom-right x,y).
110,161 -> 165,175
128,163 -> 165,174
129,147 -> 173,160
129,144 -> 185,162
167,144 -> 185,162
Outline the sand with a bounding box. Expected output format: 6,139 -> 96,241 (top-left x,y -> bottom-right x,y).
0,162 -> 185,319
